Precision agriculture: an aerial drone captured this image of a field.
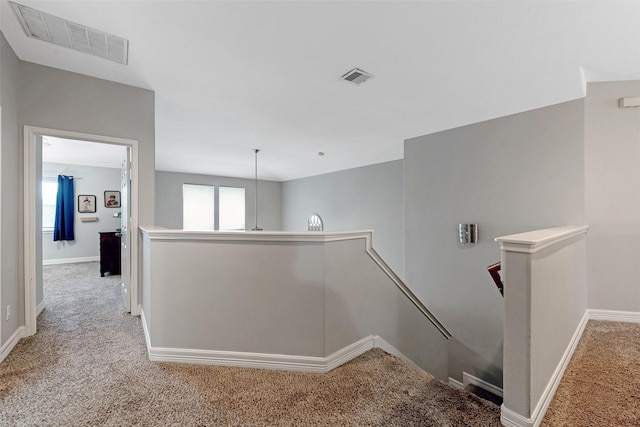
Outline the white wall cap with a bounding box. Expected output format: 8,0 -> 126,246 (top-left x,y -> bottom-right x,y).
495,225 -> 589,254
139,226 -> 375,244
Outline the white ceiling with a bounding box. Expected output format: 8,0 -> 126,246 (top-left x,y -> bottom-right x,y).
42,136 -> 125,169
3,0 -> 640,181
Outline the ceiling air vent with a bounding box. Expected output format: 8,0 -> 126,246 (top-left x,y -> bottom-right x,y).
341,68 -> 373,85
11,2 -> 129,65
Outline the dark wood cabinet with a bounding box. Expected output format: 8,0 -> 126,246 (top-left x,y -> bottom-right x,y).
99,230 -> 121,277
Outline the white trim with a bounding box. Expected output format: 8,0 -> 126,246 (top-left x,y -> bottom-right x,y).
42,256 -> 99,266
139,227 -> 375,243
501,310 -> 589,427
448,377 -> 465,390
141,309 -> 152,356
23,129 -> 37,336
588,309 -> 640,323
139,323 -> 412,374
36,300 -> 45,317
463,372 -> 503,398
146,335 -> 375,373
24,126 -> 141,333
0,106 -> 2,356
496,225 -> 589,254
325,336 -> 375,372
501,405 -> 534,427
0,326 -> 25,363
373,335 -> 423,372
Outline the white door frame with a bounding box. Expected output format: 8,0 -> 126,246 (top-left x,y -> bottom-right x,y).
23,126 -> 140,336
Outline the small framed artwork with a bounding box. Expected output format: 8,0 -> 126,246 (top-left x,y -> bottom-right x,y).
104,191 -> 121,208
78,195 -> 97,213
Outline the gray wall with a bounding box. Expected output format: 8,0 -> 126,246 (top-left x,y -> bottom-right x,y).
282,160 -> 404,277
42,163 -> 122,262
585,80 -> 640,311
18,61 -> 155,325
1,32 -> 21,346
141,230 -> 448,378
404,99 -> 585,386
155,171 -> 282,231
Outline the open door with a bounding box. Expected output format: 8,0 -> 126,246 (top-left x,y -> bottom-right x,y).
120,147 -> 131,312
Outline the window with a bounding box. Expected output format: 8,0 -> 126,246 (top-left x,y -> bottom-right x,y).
219,187 -> 245,230
183,184 -> 215,230
42,180 -> 58,231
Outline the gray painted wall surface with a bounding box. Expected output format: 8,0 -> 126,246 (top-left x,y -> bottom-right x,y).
404,99 -> 585,387
141,230 -> 448,378
323,237 -> 448,378
1,32 -> 21,346
585,81 -> 640,311
155,171 -> 282,231
42,163 -> 122,261
500,230 -> 587,419
18,62 -> 155,323
282,160 -> 405,278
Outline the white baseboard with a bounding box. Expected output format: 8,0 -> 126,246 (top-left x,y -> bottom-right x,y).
140,309 -> 152,358
501,310 -> 590,427
43,256 -> 99,266
130,304 -> 142,317
36,300 -> 45,317
146,335 -> 376,373
140,312 -> 409,374
463,372 -> 503,397
501,405 -> 534,427
588,309 -> 640,323
373,335 -> 423,372
0,326 -> 25,363
448,377 -> 464,390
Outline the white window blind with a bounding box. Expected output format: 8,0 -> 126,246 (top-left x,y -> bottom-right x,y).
219,186 -> 245,230
183,184 -> 215,230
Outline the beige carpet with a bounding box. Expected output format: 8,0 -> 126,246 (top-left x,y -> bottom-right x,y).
542,320 -> 640,426
0,261 -> 501,426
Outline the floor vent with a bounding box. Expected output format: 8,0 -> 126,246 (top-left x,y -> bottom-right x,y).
11,1 -> 129,65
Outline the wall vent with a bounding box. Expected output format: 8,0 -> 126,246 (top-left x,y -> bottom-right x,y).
341,68 -> 373,85
11,2 -> 129,65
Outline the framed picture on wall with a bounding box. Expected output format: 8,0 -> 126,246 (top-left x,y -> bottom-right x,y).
78,195 -> 97,213
104,191 -> 121,208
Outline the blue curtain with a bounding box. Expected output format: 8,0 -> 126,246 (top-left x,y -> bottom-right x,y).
53,175 -> 75,241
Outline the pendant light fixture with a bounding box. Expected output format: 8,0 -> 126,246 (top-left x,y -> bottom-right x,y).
251,149 -> 262,231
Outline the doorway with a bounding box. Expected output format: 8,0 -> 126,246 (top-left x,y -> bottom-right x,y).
24,126 -> 140,337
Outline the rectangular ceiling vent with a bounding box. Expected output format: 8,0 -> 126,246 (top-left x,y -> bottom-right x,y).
341,68 -> 373,85
11,2 -> 129,65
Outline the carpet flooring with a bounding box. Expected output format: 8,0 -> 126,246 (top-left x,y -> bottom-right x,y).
542,320 -> 640,426
0,261 -> 501,426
